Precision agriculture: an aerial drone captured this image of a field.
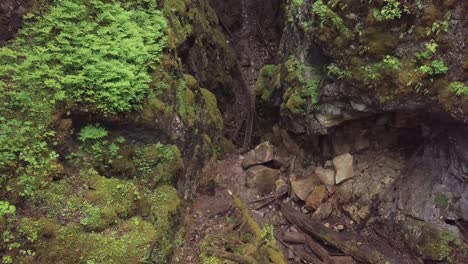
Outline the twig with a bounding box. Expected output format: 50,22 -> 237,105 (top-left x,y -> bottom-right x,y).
254,194 -> 284,210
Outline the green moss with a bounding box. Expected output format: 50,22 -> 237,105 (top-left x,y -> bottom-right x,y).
16,184 -> 180,263
434,193 -> 449,209
284,90 -> 306,115
200,88 -> 224,131
134,143 -> 183,186
419,228 -> 461,261
312,0 -> 353,41
361,28 -> 398,55
255,65 -> 279,102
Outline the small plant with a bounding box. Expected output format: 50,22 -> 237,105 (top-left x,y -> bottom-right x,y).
2,256 -> 13,264
79,125 -> 108,142
450,81 -> 468,96
327,63 -> 352,79
419,60 -> 448,75
426,12 -> 451,36
416,41 -> 438,60
0,201 -> 16,217
374,0 -> 402,21
260,224 -> 276,248
383,55 -> 402,70
361,65 -> 382,84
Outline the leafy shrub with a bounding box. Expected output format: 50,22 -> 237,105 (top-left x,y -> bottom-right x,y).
416,41 -> 438,60
374,0 -> 402,21
450,82 -> 468,96
76,125 -> 124,170
419,60 -> 448,75
0,0 -> 167,115
327,63 -> 352,79
0,200 -> 16,217
383,55 -> 402,70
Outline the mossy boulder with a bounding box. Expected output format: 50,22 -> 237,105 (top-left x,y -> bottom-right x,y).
403,219 -> 463,262
134,143 -> 183,186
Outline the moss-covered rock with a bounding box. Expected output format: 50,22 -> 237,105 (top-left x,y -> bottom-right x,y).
403,219 -> 463,262
134,143 -> 183,186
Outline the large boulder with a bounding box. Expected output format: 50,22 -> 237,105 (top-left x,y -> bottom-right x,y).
333,153 -> 354,184
402,219 -> 463,262
245,165 -> 279,194
242,141 -> 274,169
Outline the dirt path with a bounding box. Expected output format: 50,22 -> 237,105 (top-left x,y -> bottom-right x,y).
174,154 -> 273,263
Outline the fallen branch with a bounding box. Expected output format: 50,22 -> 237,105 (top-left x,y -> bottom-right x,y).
254,194 -> 284,210
280,204 -> 403,264
279,239 -> 321,264
283,231 -> 334,264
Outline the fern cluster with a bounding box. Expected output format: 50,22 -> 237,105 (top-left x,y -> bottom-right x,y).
0,0 -> 167,115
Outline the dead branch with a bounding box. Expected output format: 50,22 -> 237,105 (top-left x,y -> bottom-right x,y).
283,231 -> 334,264
280,203 -> 403,264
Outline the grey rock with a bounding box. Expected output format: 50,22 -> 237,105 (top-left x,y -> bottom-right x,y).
312,201 -> 333,220
315,166 -> 335,186
246,165 -> 279,194
242,141 -> 274,169
333,153 -> 354,184
275,178 -> 289,196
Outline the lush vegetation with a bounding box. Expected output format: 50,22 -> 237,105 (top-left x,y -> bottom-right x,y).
0,0 -> 167,116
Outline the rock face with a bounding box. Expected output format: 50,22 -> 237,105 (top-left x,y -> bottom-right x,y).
245,165 -> 278,194
333,153 -> 354,184
242,141 -> 274,169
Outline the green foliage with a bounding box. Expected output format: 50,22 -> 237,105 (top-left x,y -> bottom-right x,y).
416,41 -> 438,60
75,125 -> 125,170
0,0 -> 167,115
312,0 -> 352,38
373,0 -> 402,21
307,79 -> 320,108
79,125 -> 109,142
382,55 -> 402,70
0,118 -> 59,197
255,64 -> 279,102
419,60 -> 448,75
327,63 -> 352,79
449,81 -> 468,96
134,143 -> 183,186
426,12 -> 450,36
0,201 -> 16,217
361,65 -> 382,85
2,256 -> 13,264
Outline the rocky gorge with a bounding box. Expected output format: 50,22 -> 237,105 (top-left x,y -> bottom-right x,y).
0,0 -> 467,263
